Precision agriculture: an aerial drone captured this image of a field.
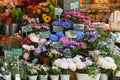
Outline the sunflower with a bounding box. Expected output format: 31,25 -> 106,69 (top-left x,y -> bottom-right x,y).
42,14 -> 47,19
44,15 -> 51,23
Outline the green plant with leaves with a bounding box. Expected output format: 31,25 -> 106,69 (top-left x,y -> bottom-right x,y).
38,64 -> 49,75
112,54 -> 120,75
12,7 -> 24,23
0,59 -> 11,75
49,65 -> 61,75
10,59 -> 28,79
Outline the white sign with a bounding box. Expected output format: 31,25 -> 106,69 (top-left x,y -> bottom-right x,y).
71,1 -> 79,9
55,8 -> 63,15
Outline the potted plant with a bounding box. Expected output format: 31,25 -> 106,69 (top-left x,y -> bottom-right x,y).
54,58 -> 76,80
111,54 -> 120,77
0,59 -> 11,80
72,55 -> 100,80
97,56 -> 117,80
38,64 -> 49,80
26,65 -> 38,80
10,59 -> 28,80
49,65 -> 61,80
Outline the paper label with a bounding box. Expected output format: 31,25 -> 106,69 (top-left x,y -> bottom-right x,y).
52,26 -> 63,32
39,31 -> 50,39
73,24 -> 85,31
55,8 -> 63,15
65,31 -> 77,38
71,1 -> 79,9
5,50 -> 14,58
52,42 -> 63,48
12,48 -> 22,56
21,24 -> 33,33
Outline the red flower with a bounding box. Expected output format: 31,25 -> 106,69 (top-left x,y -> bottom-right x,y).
24,37 -> 32,43
6,17 -> 14,24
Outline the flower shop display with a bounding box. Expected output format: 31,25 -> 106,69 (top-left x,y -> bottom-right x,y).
1,0 -> 120,80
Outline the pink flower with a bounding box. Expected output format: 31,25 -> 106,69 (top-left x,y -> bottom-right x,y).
30,45 -> 35,50
80,42 -> 87,49
59,37 -> 70,45
76,62 -> 86,70
22,44 -> 31,51
68,62 -> 76,71
23,53 -> 30,59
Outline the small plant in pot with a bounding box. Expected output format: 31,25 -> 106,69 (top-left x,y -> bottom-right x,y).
38,64 -> 49,80
26,65 -> 38,80
49,65 -> 61,80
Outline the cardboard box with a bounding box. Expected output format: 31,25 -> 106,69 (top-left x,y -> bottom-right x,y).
57,0 -> 80,11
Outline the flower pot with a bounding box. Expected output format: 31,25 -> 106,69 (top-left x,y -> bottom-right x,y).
76,73 -> 100,80
50,75 -> 59,80
99,73 -> 108,80
28,75 -> 38,80
39,75 -> 48,80
4,73 -> 11,80
4,24 -> 10,36
115,71 -> 120,77
70,71 -> 76,80
10,23 -> 19,36
42,57 -> 51,66
60,74 -> 70,80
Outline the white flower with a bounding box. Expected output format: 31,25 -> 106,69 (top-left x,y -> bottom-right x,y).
66,58 -> 73,63
29,36 -> 39,43
30,45 -> 35,50
72,55 -> 82,63
93,50 -> 101,56
4,62 -> 8,67
28,33 -> 36,38
76,62 -> 86,70
22,44 -> 31,51
38,39 -> 46,45
1,67 -> 5,71
104,57 -> 114,63
84,59 -> 93,66
110,63 -> 117,70
68,62 -> 76,71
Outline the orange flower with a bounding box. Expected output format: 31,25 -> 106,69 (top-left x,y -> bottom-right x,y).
36,9 -> 41,14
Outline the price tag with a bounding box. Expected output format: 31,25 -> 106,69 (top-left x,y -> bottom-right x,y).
73,24 -> 85,31
21,24 -> 33,33
71,1 -> 79,9
65,30 -> 77,38
52,26 -> 63,32
15,74 -> 21,80
52,42 -> 63,48
5,50 -> 14,58
12,48 -> 22,56
40,31 -> 50,39
55,8 -> 63,15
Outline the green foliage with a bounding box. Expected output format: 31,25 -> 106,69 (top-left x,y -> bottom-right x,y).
49,65 -> 61,75
77,64 -> 100,78
12,7 -> 24,23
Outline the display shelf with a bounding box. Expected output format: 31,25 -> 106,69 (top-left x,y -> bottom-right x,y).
80,3 -> 120,22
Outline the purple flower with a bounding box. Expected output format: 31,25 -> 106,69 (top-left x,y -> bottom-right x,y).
61,21 -> 72,28
34,47 -> 41,55
88,38 -> 95,43
63,48 -> 71,53
52,20 -> 62,26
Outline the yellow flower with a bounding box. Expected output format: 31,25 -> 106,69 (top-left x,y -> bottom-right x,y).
42,14 -> 51,23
